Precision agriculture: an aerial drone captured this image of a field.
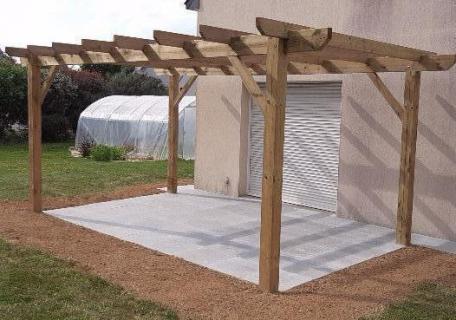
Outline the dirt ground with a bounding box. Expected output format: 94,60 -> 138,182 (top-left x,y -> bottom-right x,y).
1,181 -> 455,320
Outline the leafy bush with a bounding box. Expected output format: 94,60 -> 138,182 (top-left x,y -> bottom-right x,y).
80,64 -> 133,78
0,127 -> 27,144
90,145 -> 126,162
46,70 -> 107,133
0,59 -> 167,143
111,146 -> 126,160
78,136 -> 95,157
0,59 -> 27,135
42,114 -> 71,142
106,70 -> 167,96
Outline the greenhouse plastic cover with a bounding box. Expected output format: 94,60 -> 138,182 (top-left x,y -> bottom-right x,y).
75,95 -> 196,160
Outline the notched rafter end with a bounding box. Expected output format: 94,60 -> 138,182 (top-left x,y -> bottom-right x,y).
113,35 -> 155,50
153,30 -> 201,47
5,47 -> 29,58
256,17 -> 308,38
288,27 -> 332,51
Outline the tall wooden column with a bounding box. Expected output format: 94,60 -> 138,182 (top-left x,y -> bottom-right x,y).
27,63 -> 42,213
167,74 -> 179,193
259,37 -> 288,293
396,69 -> 421,245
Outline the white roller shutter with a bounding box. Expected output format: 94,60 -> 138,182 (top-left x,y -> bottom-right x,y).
248,82 -> 342,212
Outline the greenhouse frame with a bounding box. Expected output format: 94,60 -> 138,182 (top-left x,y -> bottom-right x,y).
75,95 -> 196,160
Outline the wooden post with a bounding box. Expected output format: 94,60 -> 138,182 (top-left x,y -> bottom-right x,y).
167,74 -> 179,193
27,63 -> 42,213
396,69 -> 421,245
259,38 -> 288,293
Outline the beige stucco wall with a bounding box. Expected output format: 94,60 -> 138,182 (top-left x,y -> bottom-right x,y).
194,76 -> 250,196
195,0 -> 456,240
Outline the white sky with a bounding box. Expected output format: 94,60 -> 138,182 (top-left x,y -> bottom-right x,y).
0,0 -> 197,50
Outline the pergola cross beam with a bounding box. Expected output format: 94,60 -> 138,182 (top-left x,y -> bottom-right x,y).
256,17 -> 434,61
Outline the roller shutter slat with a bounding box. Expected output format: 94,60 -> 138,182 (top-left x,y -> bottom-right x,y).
248,82 -> 342,212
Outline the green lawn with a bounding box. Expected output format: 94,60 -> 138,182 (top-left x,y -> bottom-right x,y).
0,143 -> 194,201
361,282 -> 456,320
0,238 -> 177,320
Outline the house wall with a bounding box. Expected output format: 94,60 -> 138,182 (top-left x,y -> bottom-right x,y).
195,0 -> 456,240
194,76 -> 250,196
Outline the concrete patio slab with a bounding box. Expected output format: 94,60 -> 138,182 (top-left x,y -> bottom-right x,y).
46,185 -> 456,291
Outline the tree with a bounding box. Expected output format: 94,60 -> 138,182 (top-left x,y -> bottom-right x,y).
80,64 -> 134,78
106,70 -> 167,96
0,58 -> 27,138
0,49 -> 15,64
0,57 -> 167,142
43,69 -> 108,135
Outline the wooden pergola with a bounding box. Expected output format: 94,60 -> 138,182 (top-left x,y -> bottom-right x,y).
6,17 -> 456,293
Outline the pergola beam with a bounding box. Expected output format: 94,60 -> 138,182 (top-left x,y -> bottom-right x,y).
6,48 -> 454,75
167,73 -> 198,194
228,56 -> 267,113
396,69 -> 421,245
27,63 -> 43,213
259,37 -> 288,293
174,75 -> 198,106
199,25 -> 250,44
367,73 -> 404,119
40,66 -> 59,105
256,17 -> 434,61
167,74 -> 179,194
154,30 -> 202,47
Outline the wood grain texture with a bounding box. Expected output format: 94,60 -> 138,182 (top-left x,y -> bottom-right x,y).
396,69 -> 421,245
174,76 -> 198,108
367,73 -> 404,119
228,56 -> 267,114
167,74 -> 180,194
27,63 -> 42,213
40,66 -> 59,105
259,37 -> 288,293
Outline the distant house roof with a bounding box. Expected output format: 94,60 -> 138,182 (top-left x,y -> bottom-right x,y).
185,0 -> 199,11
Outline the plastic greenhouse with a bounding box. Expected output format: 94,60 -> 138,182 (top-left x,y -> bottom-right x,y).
75,95 -> 196,160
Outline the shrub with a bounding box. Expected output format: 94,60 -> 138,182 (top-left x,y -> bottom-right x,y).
106,70 -> 167,96
0,59 -> 27,135
90,145 -> 126,162
78,136 -> 95,157
0,127 -> 27,144
91,145 -> 112,162
42,114 -> 71,142
111,146 -> 126,161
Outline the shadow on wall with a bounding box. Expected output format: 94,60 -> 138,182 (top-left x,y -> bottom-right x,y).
221,95 -> 241,123
338,96 -> 456,240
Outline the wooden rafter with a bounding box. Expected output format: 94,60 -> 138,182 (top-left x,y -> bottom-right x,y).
7,39 -> 453,74
199,25 -> 250,44
256,17 -> 434,61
